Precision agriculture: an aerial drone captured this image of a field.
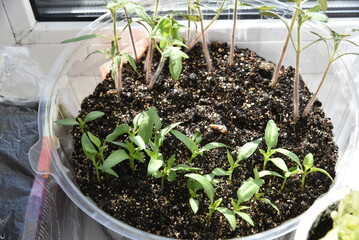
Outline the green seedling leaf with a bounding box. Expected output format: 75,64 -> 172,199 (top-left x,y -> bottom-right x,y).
265,120 -> 278,150
303,153 -> 314,170
171,130 -> 198,154
112,141 -> 128,149
167,170 -> 177,182
213,198 -> 223,209
148,158 -> 163,176
212,168 -> 229,176
129,136 -> 146,150
173,12 -> 202,22
156,122 -> 181,147
310,167 -> 334,181
122,53 -> 137,71
237,138 -> 262,161
236,212 -> 254,226
133,111 -> 145,130
276,148 -> 302,168
217,207 -> 236,230
259,11 -> 282,19
86,50 -> 106,60
163,46 -> 189,81
167,154 -> 176,169
55,118 -> 79,125
87,132 -> 101,148
201,142 -> 227,152
172,164 -> 201,172
106,124 -> 130,142
189,198 -> 200,214
126,3 -> 153,26
138,112 -> 153,144
81,133 -> 98,161
167,171 -> 177,181
261,198 -> 280,213
147,107 -> 162,131
148,141 -> 160,153
317,0 -> 328,11
132,151 -> 144,163
99,150 -> 129,177
258,170 -> 283,178
61,34 -> 107,43
305,12 -> 328,23
271,158 -> 289,172
186,173 -> 214,203
84,111 -> 105,122
227,150 -> 235,166
237,178 -> 264,203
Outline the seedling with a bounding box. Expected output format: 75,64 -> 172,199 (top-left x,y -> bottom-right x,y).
148,153 -> 201,188
229,3 -> 275,66
55,111 -> 104,134
61,1 -> 151,92
148,14 -> 190,89
226,138 -> 262,184
302,28 -> 359,117
190,0 -> 214,72
112,107 -> 162,170
171,130 -> 227,163
186,0 -> 227,51
259,119 -> 289,171
81,131 -> 129,183
274,148 -> 333,191
252,168 -> 281,213
186,169 -> 227,214
268,0 -> 328,88
261,1 -> 328,122
217,178 -> 264,230
185,173 -> 224,224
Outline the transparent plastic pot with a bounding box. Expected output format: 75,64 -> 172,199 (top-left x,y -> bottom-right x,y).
294,186 -> 359,240
29,0 -> 359,239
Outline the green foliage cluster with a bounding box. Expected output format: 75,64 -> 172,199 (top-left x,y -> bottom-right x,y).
56,109 -> 334,231
321,190 -> 359,240
55,0 -> 358,232
61,0 -> 359,122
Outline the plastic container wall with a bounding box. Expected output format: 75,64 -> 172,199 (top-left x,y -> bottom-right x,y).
29,0 -> 359,239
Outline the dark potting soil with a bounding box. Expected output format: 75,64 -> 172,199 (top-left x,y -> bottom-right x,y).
70,42 -> 337,239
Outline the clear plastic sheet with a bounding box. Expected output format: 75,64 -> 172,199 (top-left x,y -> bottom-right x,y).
0,47 -> 45,104
0,46 -> 83,240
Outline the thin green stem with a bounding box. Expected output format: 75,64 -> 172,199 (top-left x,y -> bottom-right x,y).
124,7 -> 138,61
270,10 -> 298,88
145,41 -> 154,84
229,0 -> 238,66
148,54 -> 166,89
186,0 -> 191,44
161,174 -> 165,189
154,0 -> 160,17
93,160 -> 101,183
187,0 -> 226,51
114,57 -> 123,92
280,176 -> 287,192
301,174 -> 306,190
112,12 -> 120,55
129,157 -> 135,171
198,7 -> 213,72
302,61 -> 333,117
293,24 -> 301,123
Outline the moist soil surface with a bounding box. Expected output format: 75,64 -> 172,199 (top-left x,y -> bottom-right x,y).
71,42 -> 337,239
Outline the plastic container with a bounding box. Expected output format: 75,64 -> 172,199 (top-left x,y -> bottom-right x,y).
29,0 -> 359,239
294,186 -> 359,240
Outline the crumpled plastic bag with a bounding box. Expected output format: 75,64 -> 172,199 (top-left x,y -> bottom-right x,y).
0,46 -> 45,103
